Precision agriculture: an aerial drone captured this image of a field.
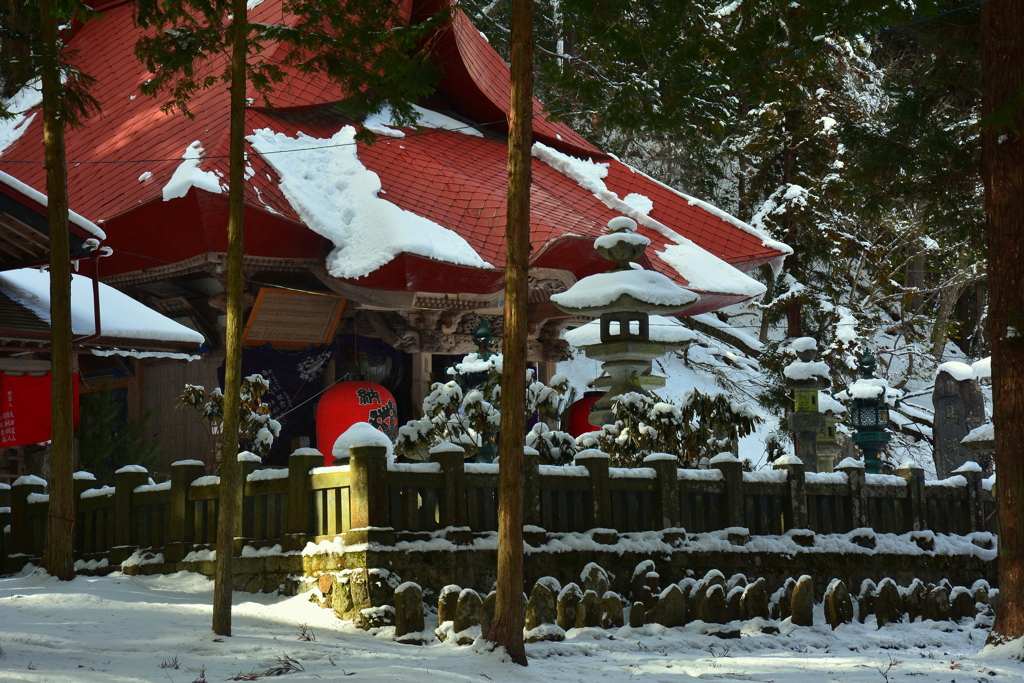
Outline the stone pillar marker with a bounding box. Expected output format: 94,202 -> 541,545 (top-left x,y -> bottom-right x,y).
837,457 -> 869,529
774,454 -> 808,529
895,460 -> 926,531
286,447 -> 326,550
644,453 -> 680,530
236,452 -> 262,553
430,442 -> 467,530
952,461 -> 986,533
347,444 -> 393,545
711,452 -> 745,529
932,363 -> 986,479
167,459 -> 207,562
523,446 -> 542,529
111,465 -> 150,563
575,449 -> 611,529
9,475 -> 45,557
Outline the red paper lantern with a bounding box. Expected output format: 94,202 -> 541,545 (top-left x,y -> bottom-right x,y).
567,392 -> 604,437
316,381 -> 398,466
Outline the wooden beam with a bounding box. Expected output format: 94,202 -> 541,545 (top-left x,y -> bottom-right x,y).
0,357 -> 51,373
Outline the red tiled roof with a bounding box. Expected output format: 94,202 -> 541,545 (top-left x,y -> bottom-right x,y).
0,0 -> 786,315
433,9 -> 603,158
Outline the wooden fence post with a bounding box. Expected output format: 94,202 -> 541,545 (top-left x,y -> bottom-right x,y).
9,475 -> 44,560
347,444 -> 393,545
523,446 -> 541,529
285,447 -> 326,551
952,461 -> 986,533
72,471 -> 95,557
773,455 -> 807,530
644,453 -> 680,530
895,461 -> 926,531
166,460 -> 207,562
112,465 -> 149,564
430,442 -> 467,529
711,452 -> 745,529
575,449 -> 611,529
837,458 -> 869,529
236,452 -> 262,554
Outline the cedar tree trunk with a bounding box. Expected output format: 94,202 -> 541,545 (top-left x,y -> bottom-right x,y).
40,0 -> 76,582
212,0 -> 248,636
981,0 -> 1024,641
487,0 -> 532,666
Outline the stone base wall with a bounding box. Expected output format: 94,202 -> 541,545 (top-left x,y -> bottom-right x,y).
299,528 -> 997,601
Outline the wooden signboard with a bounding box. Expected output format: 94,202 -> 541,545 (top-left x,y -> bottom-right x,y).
242,288 -> 346,347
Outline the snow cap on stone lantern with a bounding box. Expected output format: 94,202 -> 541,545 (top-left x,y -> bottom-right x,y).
551,216 -> 699,340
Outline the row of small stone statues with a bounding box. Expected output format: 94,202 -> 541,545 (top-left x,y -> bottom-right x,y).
310,562 -> 996,645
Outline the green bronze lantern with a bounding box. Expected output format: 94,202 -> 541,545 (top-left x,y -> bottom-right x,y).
844,352 -> 892,474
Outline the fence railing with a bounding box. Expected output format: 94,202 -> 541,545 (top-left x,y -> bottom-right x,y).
0,447 -> 996,572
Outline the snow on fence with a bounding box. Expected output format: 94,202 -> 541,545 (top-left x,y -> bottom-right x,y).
0,447 -> 996,573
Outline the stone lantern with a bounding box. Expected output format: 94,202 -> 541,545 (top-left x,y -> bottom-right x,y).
551,216 -> 699,426
783,337 -> 830,470
836,352 -> 897,474
816,392 -> 846,473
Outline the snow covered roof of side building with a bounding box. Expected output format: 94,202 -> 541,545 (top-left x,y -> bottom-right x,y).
0,168 -> 105,272
0,1 -> 789,316
0,268 -> 204,346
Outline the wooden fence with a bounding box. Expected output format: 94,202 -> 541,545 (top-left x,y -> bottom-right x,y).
0,447 -> 996,573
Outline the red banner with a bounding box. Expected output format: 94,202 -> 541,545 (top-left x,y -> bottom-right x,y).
0,372 -> 80,448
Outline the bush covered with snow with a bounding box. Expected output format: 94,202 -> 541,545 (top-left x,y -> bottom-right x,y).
576,389 -> 762,468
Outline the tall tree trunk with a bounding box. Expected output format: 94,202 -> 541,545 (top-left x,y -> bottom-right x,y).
981,0 -> 1024,641
39,0 -> 75,582
212,0 -> 248,636
487,0 -> 532,666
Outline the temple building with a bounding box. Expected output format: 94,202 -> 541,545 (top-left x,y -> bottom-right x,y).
0,0 -> 789,471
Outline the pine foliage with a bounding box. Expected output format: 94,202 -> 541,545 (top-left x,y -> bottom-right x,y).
577,390 -> 762,468
77,386 -> 160,485
176,375 -> 281,460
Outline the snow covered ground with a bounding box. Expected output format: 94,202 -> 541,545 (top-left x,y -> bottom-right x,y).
1,569 -> 1021,683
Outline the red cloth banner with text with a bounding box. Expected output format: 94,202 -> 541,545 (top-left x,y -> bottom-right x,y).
0,372 -> 80,448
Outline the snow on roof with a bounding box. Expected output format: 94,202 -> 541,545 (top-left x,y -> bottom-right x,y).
972,357 -> 991,379
564,314 -> 698,347
658,241 -> 766,298
0,79 -> 42,158
550,269 -> 699,312
612,156 -> 792,256
0,268 -> 204,344
0,171 -> 105,240
248,126 -> 492,279
533,142 -> 767,299
962,423 -> 994,444
363,104 -> 485,140
0,0 -> 788,314
936,361 -> 976,382
162,141 -> 223,201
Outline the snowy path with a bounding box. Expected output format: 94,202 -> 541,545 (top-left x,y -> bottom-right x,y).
0,570 -> 1020,683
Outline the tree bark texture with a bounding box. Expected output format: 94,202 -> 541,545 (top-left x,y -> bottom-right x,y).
486,0 -> 532,666
39,0 -> 76,582
981,0 -> 1024,640
212,0 -> 248,636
